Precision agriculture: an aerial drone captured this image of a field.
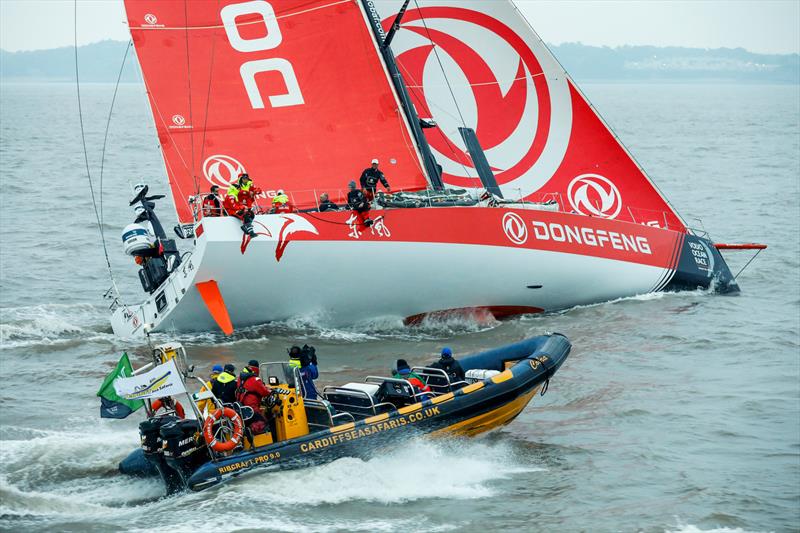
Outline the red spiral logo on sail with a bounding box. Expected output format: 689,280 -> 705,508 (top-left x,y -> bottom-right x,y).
386,7 -> 552,188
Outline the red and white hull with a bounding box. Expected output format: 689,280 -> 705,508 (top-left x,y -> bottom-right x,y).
110,206 -> 730,337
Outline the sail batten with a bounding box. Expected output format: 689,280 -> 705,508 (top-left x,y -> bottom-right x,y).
125,0 -> 429,222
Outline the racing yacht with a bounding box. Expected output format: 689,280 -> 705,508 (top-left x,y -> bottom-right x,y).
110,0 -> 741,337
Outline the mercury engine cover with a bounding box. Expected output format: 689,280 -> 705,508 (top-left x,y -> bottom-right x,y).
161,419 -> 209,486
139,416 -> 183,494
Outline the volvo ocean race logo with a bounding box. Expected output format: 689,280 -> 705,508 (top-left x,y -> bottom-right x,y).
502,212 -> 527,245
567,174 -> 622,219
202,155 -> 245,188
385,6 -> 572,196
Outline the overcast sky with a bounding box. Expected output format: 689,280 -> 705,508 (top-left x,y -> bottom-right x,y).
1,0 -> 798,54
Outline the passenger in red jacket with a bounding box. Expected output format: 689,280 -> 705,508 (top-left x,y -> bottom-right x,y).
236,360 -> 272,434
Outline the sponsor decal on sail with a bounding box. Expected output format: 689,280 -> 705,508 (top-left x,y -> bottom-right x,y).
567,174 -> 622,219
385,4 -> 572,195
125,0 -> 430,221
169,114 -> 192,130
142,13 -> 163,27
203,155 -> 245,188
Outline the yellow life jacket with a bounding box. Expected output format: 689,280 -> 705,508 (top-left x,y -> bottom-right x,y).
273,193 -> 289,205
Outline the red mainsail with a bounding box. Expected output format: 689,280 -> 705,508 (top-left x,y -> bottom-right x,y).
125,0 -> 429,222
376,0 -> 686,231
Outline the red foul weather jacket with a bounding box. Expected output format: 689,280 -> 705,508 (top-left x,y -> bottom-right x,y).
236,375 -> 272,410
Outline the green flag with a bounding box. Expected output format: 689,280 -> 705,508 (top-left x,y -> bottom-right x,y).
97,353 -> 145,419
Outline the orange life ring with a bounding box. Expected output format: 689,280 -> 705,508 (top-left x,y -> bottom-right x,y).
151,398 -> 185,419
203,407 -> 243,452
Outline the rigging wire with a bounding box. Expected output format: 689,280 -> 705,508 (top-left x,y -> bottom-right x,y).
733,249 -> 763,280
100,41 -> 133,233
395,49 -> 477,183
183,0 -> 200,197
73,0 -> 120,297
411,0 -> 467,129
197,0 -> 222,180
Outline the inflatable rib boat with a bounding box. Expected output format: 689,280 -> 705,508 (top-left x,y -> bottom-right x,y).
119,334 -> 570,493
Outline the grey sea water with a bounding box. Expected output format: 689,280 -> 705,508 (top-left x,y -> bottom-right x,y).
0,80 -> 798,532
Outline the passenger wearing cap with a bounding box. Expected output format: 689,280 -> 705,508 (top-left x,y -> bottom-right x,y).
211,363 -> 238,405
346,180 -> 373,227
392,358 -> 431,395
236,360 -> 273,435
359,158 -> 391,203
269,189 -> 294,214
430,347 -> 465,384
196,364 -> 224,413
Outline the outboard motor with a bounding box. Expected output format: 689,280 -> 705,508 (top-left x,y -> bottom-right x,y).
126,184 -> 182,294
161,419 -> 210,486
139,415 -> 184,494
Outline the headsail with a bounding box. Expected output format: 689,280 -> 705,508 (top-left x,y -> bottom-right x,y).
125,0 -> 429,222
374,0 -> 686,231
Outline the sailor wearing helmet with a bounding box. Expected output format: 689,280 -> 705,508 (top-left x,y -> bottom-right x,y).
359,158 -> 391,203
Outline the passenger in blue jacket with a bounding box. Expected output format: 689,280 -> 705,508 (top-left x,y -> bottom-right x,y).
289,345 -> 319,400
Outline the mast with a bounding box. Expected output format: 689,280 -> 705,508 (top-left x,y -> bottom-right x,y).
361,0 -> 444,190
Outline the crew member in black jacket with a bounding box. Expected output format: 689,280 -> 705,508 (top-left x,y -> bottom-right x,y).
430,347 -> 465,383
347,181 -> 373,228
359,158 -> 391,202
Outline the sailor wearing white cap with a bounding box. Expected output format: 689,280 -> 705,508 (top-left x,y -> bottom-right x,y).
359,157 -> 391,203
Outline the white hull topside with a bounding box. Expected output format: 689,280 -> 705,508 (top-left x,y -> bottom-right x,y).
110,207 -> 681,338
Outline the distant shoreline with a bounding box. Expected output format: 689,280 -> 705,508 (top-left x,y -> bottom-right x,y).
1,40 -> 798,85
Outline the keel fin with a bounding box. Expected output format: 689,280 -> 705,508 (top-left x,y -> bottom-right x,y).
195,280 -> 234,335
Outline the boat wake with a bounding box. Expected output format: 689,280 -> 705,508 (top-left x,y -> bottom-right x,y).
0,303 -> 118,350
151,309 -> 504,346
0,426 -> 541,532
665,522 -> 767,533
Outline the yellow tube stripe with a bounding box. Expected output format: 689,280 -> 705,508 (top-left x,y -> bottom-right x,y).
431,392 -> 454,405
491,370 -> 514,384
460,382 -> 485,394
364,412 -> 389,424
330,422 -> 355,433
430,386 -> 540,438
398,403 -> 422,414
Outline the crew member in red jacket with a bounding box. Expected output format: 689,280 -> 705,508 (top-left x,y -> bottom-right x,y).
236,359 -> 272,434
224,174 -> 259,237
201,185 -> 223,217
